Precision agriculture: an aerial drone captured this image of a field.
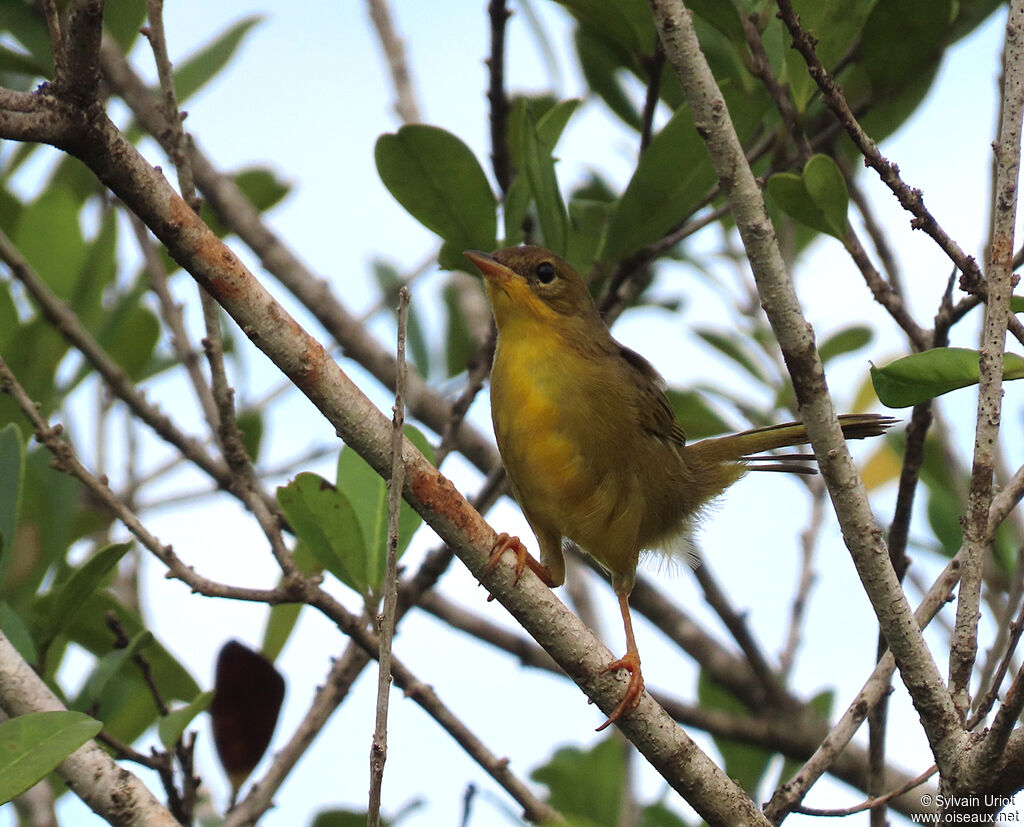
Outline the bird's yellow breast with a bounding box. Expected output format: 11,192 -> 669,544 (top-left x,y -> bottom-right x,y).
489,316 -> 653,578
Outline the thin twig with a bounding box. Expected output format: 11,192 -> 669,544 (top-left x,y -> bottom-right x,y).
486,0 -> 512,192
794,764 -> 937,817
368,287 -> 409,826
774,0 -> 983,288
779,482 -> 824,678
366,0 -> 422,124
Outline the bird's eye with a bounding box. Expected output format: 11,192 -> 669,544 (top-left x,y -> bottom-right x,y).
536,262 -> 556,284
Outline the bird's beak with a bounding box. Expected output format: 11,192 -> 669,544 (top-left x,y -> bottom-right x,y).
464,250 -> 514,291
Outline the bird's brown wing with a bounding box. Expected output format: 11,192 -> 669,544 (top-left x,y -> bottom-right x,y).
617,345 -> 687,447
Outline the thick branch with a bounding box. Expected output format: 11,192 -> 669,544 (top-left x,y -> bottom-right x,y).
647,0 -> 964,770
0,631 -> 179,827
952,0 -> 1024,722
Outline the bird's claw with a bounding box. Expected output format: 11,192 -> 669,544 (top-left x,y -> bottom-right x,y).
596,651 -> 644,731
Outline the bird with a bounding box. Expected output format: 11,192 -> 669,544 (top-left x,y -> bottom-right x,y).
464,245 -> 893,730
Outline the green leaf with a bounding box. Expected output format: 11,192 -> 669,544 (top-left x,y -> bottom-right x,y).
1,2 -> 55,78
1012,295 -> 1024,314
105,305 -> 160,380
0,423 -> 24,587
104,0 -> 148,51
870,347 -> 1024,408
13,189 -> 86,299
159,689 -> 215,749
173,16 -> 264,104
36,542 -> 133,647
575,26 -> 641,130
519,109 -> 569,255
531,737 -> 623,826
375,125 -> 497,266
695,328 -> 770,383
536,98 -> 582,147
638,802 -> 691,827
818,325 -> 873,364
664,389 -> 731,440
442,282 -> 475,378
336,427 -> 434,595
766,154 -> 849,240
697,670 -> 772,794
0,711 -> 101,803
553,0 -> 654,55
601,103 -> 717,262
235,410 -> 264,463
276,473 -> 367,594
0,602 -> 37,664
260,601 -> 303,663
372,260 -> 431,378
72,631 -> 153,712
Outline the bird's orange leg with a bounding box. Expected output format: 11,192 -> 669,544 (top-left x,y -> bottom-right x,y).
479,533 -> 557,600
596,591 -> 644,731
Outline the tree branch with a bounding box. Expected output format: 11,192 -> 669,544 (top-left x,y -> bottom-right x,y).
0,631 -> 179,827
648,0 -> 963,770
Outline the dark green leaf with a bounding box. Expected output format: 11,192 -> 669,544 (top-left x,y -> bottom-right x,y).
36,542 -> 132,647
260,601 -> 303,663
566,198 -> 611,275
0,43 -> 48,81
375,125 -> 497,263
159,689 -> 215,749
0,423 -> 24,588
664,389 -> 732,440
554,0 -> 654,54
1,2 -> 54,78
235,410 -> 264,463
688,0 -> 745,45
105,306 -> 160,380
173,16 -> 264,104
575,26 -> 641,130
601,103 -> 716,262
336,427 -> 434,595
312,810 -> 395,827
766,155 -> 848,241
1011,295 -> 1024,314
0,280 -> 17,352
104,0 -> 148,51
0,711 -> 101,803
0,602 -> 36,664
59,592 -> 200,744
72,631 -> 153,712
870,348 -> 1024,408
372,260 -> 431,378
818,325 -> 873,364
531,737 -> 623,826
778,689 -> 833,783
13,189 -> 86,299
695,328 -> 770,383
697,670 -> 772,794
638,802 -> 691,827
443,282 -> 476,379
536,98 -> 582,147
927,486 -> 963,558
802,155 -> 849,239
276,473 -> 367,594
520,109 -> 569,255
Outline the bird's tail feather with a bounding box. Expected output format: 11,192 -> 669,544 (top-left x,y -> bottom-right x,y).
686,413 -> 895,470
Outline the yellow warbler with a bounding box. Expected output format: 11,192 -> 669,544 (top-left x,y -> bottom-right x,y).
465,246 -> 892,729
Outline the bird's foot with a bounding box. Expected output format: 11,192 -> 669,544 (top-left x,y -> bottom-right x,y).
479,533 -> 555,601
596,650 -> 644,732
